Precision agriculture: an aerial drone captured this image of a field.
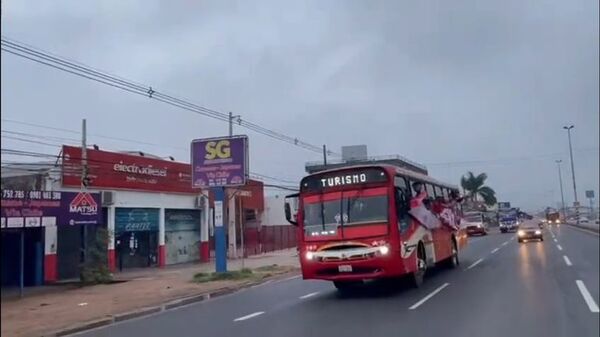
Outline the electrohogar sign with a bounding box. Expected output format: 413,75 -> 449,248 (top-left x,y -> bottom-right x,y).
191,136 -> 248,188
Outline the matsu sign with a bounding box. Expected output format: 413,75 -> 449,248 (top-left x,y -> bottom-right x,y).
191,136 -> 249,188
1,190 -> 101,228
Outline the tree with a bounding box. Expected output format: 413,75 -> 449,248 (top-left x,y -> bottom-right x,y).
460,171 -> 497,206
80,227 -> 113,285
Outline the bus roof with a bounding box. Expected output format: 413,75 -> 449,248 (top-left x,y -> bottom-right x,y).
302,164 -> 459,190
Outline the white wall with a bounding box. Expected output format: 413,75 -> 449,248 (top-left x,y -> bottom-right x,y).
53,181 -> 199,209
261,194 -> 292,226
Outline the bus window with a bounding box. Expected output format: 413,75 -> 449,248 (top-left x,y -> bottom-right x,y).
434,185 -> 443,198
442,188 -> 449,199
425,184 -> 435,198
395,176 -> 409,190
410,180 -> 424,197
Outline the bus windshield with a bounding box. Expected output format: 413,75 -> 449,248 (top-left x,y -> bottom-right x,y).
303,194 -> 388,236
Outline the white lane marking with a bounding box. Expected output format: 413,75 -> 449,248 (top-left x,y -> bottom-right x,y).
299,292 -> 319,299
408,283 -> 450,310
553,238 -> 558,243
466,258 -> 484,270
563,255 -> 572,266
576,280 -> 600,313
234,311 -> 265,322
491,248 -> 500,254
501,241 -> 509,246
557,245 -> 563,251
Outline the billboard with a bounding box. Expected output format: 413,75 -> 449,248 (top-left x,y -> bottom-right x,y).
191,136 -> 249,188
62,145 -> 196,193
1,190 -> 101,228
585,190 -> 595,199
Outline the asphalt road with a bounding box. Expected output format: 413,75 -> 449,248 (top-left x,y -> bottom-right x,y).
75,223 -> 599,337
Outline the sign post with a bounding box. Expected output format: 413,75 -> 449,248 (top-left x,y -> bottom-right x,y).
213,188 -> 227,272
191,136 -> 249,273
586,190 -> 595,219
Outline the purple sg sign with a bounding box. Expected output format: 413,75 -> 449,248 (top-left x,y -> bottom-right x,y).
191,136 -> 249,188
1,190 -> 101,229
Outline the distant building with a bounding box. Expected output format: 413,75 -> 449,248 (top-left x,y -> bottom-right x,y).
305,145 -> 428,175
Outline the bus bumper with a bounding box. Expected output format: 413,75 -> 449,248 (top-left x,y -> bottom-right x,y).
300,252 -> 407,281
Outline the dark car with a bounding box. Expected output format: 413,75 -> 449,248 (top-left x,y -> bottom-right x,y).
517,224 -> 543,243
466,223 -> 488,236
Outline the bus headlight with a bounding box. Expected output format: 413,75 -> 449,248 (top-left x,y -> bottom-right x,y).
305,251 -> 314,260
517,230 -> 525,237
535,230 -> 541,235
378,245 -> 390,255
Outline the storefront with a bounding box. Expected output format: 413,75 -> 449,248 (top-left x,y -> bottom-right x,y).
114,208 -> 159,270
1,190 -> 101,285
165,209 -> 201,265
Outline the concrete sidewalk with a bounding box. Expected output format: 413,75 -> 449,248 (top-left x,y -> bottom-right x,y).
1,249 -> 299,337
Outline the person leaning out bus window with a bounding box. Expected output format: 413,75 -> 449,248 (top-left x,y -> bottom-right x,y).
410,181 -> 428,209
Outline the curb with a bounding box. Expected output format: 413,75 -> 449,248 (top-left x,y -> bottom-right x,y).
48,271 -> 299,336
113,306 -> 163,322
568,223 -> 600,234
49,317 -> 113,337
163,293 -> 210,310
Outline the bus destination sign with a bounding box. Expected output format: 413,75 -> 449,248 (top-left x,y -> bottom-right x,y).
301,168 -> 388,192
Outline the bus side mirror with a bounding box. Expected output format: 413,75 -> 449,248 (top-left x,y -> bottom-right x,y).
284,203 -> 297,226
284,193 -> 299,226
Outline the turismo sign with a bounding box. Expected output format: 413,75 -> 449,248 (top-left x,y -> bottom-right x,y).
301,168 -> 388,192
191,136 -> 249,188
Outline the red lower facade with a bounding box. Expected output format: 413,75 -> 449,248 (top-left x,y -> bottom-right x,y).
44,254 -> 57,283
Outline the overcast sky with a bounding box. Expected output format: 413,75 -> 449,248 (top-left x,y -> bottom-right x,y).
1,0 -> 598,211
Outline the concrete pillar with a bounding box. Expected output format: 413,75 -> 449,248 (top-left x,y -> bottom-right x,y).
107,206 -> 116,272
158,207 -> 166,267
200,192 -> 210,262
43,224 -> 57,283
43,177 -> 57,283
228,191 -> 237,258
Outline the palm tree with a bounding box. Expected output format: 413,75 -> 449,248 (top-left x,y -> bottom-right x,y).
460,171 -> 497,206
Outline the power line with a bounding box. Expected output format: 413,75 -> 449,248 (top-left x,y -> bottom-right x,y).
2,119 -> 189,153
1,36 -> 340,157
1,147 -> 300,186
1,135 -> 64,148
2,123 -> 300,183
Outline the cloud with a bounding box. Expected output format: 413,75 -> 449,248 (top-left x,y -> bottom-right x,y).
1,0 -> 598,210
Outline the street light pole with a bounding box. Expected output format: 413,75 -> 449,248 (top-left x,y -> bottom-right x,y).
555,160 -> 566,220
563,125 -> 579,223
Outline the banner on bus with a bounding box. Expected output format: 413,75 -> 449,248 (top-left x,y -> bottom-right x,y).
190,135 -> 249,188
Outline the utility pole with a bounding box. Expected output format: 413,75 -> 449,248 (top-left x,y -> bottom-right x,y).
227,112 -> 241,260
323,145 -> 327,165
81,119 -> 88,268
228,112 -> 241,137
563,125 -> 579,223
555,160 -> 566,220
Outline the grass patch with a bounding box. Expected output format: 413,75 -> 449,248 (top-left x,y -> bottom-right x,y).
192,265 -> 294,284
193,268 -> 254,283
254,264 -> 280,272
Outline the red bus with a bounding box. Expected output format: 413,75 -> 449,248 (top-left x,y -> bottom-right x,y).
284,164 -> 467,291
